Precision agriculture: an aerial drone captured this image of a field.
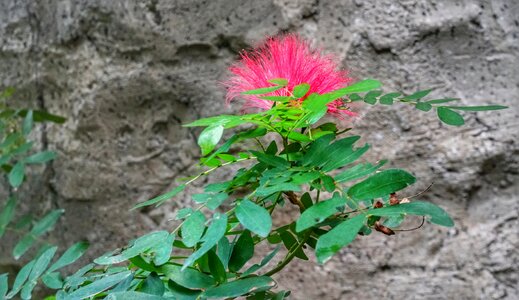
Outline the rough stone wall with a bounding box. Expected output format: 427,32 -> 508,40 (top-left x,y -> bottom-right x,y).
0,0 -> 518,299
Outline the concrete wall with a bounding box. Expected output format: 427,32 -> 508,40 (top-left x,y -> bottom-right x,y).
0,0 -> 517,299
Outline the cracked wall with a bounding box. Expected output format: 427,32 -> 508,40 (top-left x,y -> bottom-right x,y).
0,0 -> 518,299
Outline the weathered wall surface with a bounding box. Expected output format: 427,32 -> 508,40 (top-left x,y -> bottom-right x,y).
0,0 -> 518,299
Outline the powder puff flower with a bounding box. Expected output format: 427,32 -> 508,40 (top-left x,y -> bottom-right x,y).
225,34 -> 355,117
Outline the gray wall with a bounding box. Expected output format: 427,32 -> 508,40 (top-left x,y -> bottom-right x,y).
1,0 -> 517,299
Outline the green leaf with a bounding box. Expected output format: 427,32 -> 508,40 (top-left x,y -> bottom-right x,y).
13,235 -> 37,260
205,181 -> 231,193
182,213 -> 227,270
183,115 -> 246,128
334,160 -> 387,183
42,272 -> 63,289
415,102 -> 432,112
401,89 -> 432,101
0,132 -> 21,149
267,78 -> 288,86
301,95 -> 328,125
383,214 -> 405,228
251,151 -> 289,169
14,214 -> 32,230
198,124 -> 224,156
24,151 -> 57,164
241,245 -> 280,276
315,214 -> 365,263
65,271 -> 132,299
105,291 -> 166,300
0,87 -> 15,98
22,246 -> 58,298
379,92 -> 401,105
151,233 -> 174,265
293,83 -> 310,98
437,107 -> 465,126
31,209 -> 64,236
133,184 -> 186,209
291,171 -> 321,185
302,135 -> 368,172
31,110 -> 66,124
217,153 -> 236,162
0,196 -> 16,238
202,276 -> 275,298
47,241 -> 89,273
280,231 -> 308,260
10,142 -> 33,156
260,96 -> 291,102
300,134 -> 334,166
322,143 -> 369,172
296,193 -> 345,232
424,98 -> 459,104
12,209 -> 63,259
236,127 -> 268,142
217,237 -> 231,270
272,290 -> 290,300
207,250 -> 227,284
321,175 -> 336,192
0,273 -> 8,298
363,90 -> 382,105
29,247 -> 58,281
348,169 -> 416,201
175,208 -> 193,220
299,192 -> 313,209
348,93 -> 363,102
193,193 -> 228,210
107,273 -> 134,292
242,85 -> 284,95
140,272 -> 165,296
236,199 -> 272,238
22,110 -> 33,136
6,260 -> 35,298
182,211 -> 206,247
228,231 -> 254,272
368,201 -> 454,227
108,273 -> 134,293
445,105 -> 508,111
161,264 -> 215,289
167,281 -> 201,300
8,161 -> 25,188
95,231 -> 169,265
326,79 -> 382,100
129,256 -> 156,273
287,131 -> 312,142
206,193 -> 228,210
64,263 -> 94,289
255,182 -> 301,197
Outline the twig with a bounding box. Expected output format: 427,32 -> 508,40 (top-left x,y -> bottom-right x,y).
394,217 -> 426,232
407,182 -> 434,199
263,230 -> 311,276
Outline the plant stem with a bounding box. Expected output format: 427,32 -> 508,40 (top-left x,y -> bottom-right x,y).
263,230 -> 311,277
185,157 -> 253,186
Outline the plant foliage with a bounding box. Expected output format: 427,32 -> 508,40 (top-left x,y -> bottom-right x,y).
0,89 -> 88,299
39,80 -> 507,299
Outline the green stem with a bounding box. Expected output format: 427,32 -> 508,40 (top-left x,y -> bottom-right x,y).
263,230 -> 312,277
186,157 -> 253,186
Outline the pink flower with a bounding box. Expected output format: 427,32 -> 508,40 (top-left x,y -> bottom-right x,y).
224,34 -> 355,117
